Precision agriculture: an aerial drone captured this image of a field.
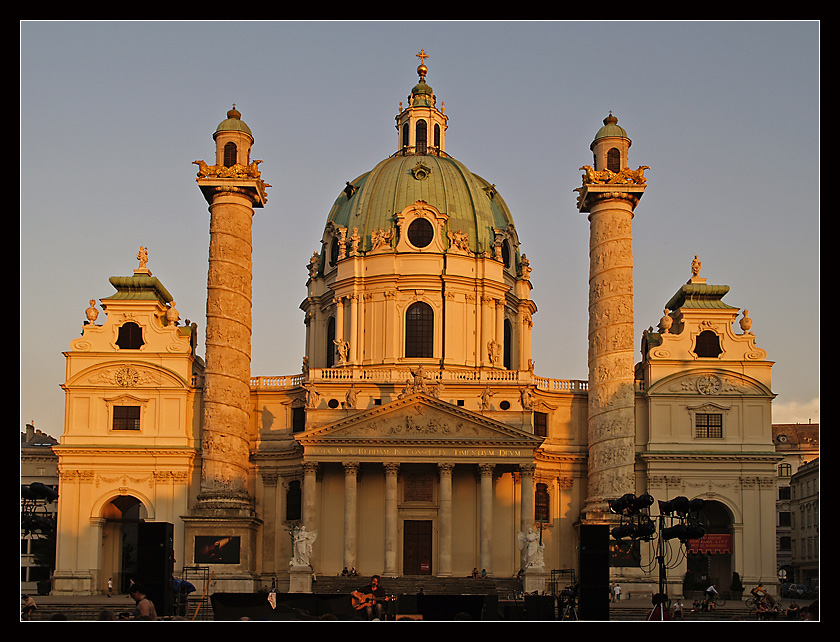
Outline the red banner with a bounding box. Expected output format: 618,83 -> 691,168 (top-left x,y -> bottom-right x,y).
688,534 -> 732,554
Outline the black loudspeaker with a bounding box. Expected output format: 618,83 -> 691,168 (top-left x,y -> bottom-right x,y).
578,524 -> 610,621
136,522 -> 175,617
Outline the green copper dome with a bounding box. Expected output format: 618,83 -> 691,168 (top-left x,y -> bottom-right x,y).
593,112 -> 628,141
214,105 -> 253,139
325,153 -> 515,257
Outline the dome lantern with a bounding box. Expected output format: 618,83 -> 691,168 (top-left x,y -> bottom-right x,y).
396,49 -> 448,157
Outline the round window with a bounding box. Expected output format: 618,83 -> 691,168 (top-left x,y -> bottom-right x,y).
407,218 -> 434,248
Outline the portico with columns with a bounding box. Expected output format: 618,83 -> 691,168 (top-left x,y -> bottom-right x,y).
291,393 -> 544,579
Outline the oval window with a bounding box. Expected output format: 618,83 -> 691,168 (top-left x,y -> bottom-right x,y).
407,218 -> 434,248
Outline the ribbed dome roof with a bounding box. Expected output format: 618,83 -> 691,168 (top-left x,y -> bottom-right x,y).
592,112 -> 628,141
325,153 -> 515,257
214,105 -> 253,139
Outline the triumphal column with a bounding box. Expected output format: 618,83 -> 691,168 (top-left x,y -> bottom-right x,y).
576,113 -> 648,521
184,106 -> 270,591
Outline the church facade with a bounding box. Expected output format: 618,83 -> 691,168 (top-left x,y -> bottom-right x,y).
52,58 -> 780,600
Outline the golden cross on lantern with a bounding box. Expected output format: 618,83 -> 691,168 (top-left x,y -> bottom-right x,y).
416,49 -> 429,65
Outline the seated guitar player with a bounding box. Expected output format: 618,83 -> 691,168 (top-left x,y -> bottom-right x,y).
351,574 -> 389,620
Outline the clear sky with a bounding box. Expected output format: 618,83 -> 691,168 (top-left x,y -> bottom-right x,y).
20,20 -> 820,437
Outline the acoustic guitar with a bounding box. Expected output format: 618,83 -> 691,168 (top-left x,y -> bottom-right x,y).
351,592 -> 392,611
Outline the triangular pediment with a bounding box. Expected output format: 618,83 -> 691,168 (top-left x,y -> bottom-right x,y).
295,394 -> 543,464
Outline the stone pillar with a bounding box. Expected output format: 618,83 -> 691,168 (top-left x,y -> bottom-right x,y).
479,464 -> 494,575
576,115 -> 646,519
343,462 -> 359,570
335,296 -> 345,362
198,189 -> 256,509
386,291 -> 397,362
519,464 -> 535,531
384,463 -> 400,575
584,195 -> 637,515
495,298 -> 504,363
306,304 -> 317,368
350,293 -> 359,363
261,473 -> 279,575
302,462 -> 318,530
192,108 -> 268,515
438,463 -> 454,577
480,296 -> 493,367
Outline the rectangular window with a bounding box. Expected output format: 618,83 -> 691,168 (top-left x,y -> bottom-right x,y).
534,411 -> 548,437
695,413 -> 722,439
292,407 -> 305,433
113,406 -> 140,431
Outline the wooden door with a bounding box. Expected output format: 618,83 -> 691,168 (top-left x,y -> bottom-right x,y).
403,520 -> 433,575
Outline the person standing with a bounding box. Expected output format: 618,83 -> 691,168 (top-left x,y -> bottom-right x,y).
107,577 -> 113,597
613,583 -> 622,601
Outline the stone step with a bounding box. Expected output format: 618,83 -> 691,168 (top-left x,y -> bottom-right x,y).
314,575 -> 523,596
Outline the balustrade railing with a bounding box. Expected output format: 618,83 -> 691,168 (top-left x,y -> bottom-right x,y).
250,369 -> 587,392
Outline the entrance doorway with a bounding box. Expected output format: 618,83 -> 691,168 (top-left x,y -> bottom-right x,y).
403,520 -> 432,575
102,495 -> 147,593
684,500 -> 734,596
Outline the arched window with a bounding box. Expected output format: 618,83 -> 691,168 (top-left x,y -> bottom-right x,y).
607,147 -> 621,173
402,122 -> 410,150
694,330 -> 722,357
434,123 -> 441,149
416,120 -> 427,154
501,239 -> 511,268
224,141 -> 238,167
116,322 -> 144,349
405,302 -> 434,358
326,317 -> 336,367
330,237 -> 340,266
504,319 -> 512,369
